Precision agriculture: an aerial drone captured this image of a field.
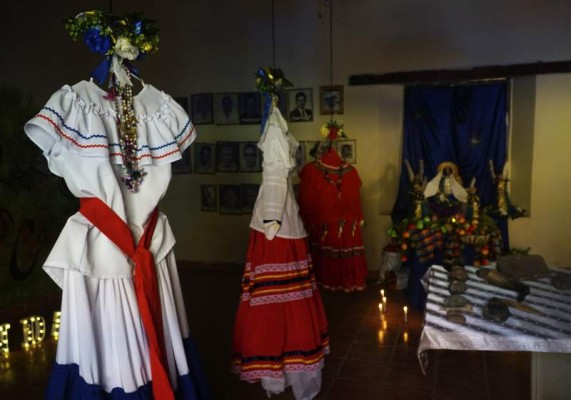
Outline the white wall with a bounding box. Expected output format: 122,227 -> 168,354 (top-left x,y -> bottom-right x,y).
512,74 -> 571,266
4,0 -> 571,268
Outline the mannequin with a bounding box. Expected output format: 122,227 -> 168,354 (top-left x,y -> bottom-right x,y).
298,137 -> 368,292
232,68 -> 329,400
23,11 -> 210,399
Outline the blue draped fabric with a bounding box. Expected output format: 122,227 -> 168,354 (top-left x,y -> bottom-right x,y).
392,81 -> 508,221
45,336 -> 212,400
392,81 -> 509,309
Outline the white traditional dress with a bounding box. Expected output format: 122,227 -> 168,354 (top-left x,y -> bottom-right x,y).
231,105 -> 329,400
24,80 -> 210,399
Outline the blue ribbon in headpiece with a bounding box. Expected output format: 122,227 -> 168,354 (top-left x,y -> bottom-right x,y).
91,57 -> 141,86
91,56 -> 112,85
123,60 -> 140,78
134,20 -> 143,35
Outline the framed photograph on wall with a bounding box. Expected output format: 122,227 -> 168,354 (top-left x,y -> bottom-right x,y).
193,142 -> 216,174
214,93 -> 240,125
172,148 -> 192,174
216,141 -> 239,172
287,88 -> 313,122
200,184 -> 218,212
239,142 -> 262,172
319,85 -> 344,115
219,184 -> 242,215
191,93 -> 214,125
241,184 -> 260,214
238,92 -> 261,124
337,139 -> 357,164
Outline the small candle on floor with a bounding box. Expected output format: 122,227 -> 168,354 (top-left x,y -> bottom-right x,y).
382,296 -> 387,313
378,302 -> 383,313
380,289 -> 385,298
403,306 -> 408,323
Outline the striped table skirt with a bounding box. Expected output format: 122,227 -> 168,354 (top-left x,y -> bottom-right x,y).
418,264 -> 571,373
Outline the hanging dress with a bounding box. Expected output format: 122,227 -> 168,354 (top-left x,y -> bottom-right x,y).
231,106 -> 329,400
298,148 -> 368,292
24,80 -> 210,400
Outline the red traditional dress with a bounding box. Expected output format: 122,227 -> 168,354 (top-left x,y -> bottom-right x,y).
231,105 -> 329,400
299,148 -> 368,292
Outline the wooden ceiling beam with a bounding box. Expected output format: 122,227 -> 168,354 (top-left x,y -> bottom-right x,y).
348,60 -> 571,86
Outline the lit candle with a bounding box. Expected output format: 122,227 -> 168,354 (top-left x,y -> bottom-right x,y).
380,289 -> 385,298
378,302 -> 383,313
382,296 -> 387,313
403,306 -> 408,323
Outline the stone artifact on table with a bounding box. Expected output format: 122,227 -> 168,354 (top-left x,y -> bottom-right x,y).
449,280 -> 467,295
551,271 -> 571,291
476,268 -> 530,302
497,254 -> 550,280
442,295 -> 473,313
482,298 -> 511,322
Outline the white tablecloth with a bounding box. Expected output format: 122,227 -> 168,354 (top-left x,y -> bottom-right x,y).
418,265 -> 571,373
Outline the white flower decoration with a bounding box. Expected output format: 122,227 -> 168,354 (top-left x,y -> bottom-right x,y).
115,37 -> 139,60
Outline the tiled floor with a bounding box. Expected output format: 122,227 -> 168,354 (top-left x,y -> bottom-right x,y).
0,267 -> 531,399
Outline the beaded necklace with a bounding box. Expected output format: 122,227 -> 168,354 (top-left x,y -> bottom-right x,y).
111,67 -> 146,192
315,159 -> 351,198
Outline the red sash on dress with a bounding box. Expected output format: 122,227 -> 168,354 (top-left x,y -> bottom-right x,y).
80,197 -> 174,400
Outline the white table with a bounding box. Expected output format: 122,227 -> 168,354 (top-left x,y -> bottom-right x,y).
418,265 -> 571,399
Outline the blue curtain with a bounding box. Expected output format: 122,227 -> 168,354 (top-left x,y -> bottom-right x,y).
391,81 -> 509,310
392,81 -> 508,222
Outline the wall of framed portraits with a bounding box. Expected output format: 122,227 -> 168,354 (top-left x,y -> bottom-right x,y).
3,0 -> 571,267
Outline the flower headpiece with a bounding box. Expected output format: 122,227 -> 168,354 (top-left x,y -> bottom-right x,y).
255,67 -> 293,96
65,11 -> 159,192
65,10 -> 159,84
320,119 -> 347,141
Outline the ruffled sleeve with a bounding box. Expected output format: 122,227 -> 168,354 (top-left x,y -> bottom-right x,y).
126,86 -> 197,166
24,85 -> 113,177
24,83 -> 197,175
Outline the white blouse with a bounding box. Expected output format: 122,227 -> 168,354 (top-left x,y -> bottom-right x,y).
24,80 -> 195,286
249,106 -> 306,239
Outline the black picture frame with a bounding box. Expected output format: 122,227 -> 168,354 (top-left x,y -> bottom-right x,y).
216,141 -> 239,172
191,93 -> 214,125
337,139 -> 357,164
320,85 -> 344,115
193,142 -> 216,174
219,184 -> 242,215
241,184 -> 260,214
214,93 -> 240,125
172,148 -> 192,174
287,88 -> 314,122
239,142 -> 262,172
200,184 -> 218,212
238,92 -> 262,124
